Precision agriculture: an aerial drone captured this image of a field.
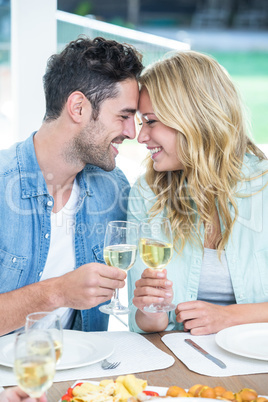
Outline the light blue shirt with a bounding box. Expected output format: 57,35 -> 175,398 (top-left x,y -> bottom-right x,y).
0,133 -> 130,333
127,154 -> 268,333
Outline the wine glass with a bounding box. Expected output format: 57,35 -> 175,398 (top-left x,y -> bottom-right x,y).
14,330 -> 56,398
25,312 -> 63,364
99,220 -> 139,315
139,217 -> 175,313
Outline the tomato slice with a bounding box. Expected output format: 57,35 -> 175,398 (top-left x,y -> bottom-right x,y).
61,394 -> 72,401
67,388 -> 73,397
143,391 -> 160,396
62,382 -> 85,400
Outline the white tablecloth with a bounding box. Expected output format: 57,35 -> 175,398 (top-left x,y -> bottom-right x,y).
162,332 -> 268,377
0,331 -> 174,386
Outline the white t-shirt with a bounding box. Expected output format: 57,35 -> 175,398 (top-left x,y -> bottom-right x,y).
40,179 -> 80,329
197,247 -> 236,305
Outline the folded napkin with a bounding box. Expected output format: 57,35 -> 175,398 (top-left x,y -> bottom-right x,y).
0,331 -> 174,386
161,332 -> 268,377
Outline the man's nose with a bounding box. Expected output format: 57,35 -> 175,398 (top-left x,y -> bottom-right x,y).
123,116 -> 137,140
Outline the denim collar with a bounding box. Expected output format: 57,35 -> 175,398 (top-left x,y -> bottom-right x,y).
16,132 -> 92,199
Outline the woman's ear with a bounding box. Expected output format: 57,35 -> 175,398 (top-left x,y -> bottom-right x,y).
66,91 -> 91,123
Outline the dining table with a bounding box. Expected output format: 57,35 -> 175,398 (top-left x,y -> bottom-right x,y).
47,331 -> 268,402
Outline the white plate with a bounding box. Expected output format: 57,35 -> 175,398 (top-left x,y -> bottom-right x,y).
215,323 -> 268,361
0,330 -> 114,370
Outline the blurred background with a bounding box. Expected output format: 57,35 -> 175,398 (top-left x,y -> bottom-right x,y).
0,0 -> 267,329
0,0 -> 268,176
60,0 -> 268,159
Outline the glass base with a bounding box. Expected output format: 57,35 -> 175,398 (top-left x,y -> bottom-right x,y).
99,302 -> 130,315
143,302 -> 176,313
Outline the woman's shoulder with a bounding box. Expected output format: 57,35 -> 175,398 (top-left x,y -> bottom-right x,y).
129,175 -> 157,208
130,175 -> 153,195
240,153 -> 268,193
243,153 -> 268,178
243,153 -> 268,175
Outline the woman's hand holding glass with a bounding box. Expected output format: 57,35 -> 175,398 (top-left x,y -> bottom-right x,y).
133,267 -> 174,313
138,217 -> 175,313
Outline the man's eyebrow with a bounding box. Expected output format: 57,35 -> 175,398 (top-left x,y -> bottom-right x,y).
120,108 -> 137,114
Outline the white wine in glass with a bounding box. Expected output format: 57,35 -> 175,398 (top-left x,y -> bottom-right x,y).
25,312 -> 63,363
139,217 -> 175,313
139,238 -> 173,270
99,220 -> 139,315
14,330 -> 56,398
104,244 -> 137,271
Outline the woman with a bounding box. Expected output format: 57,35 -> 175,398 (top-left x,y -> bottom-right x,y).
127,51 -> 268,335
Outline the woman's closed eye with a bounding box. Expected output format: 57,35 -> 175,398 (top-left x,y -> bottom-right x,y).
139,119 -> 157,126
146,119 -> 157,125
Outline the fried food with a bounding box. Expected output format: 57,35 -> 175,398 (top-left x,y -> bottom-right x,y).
62,377 -> 267,402
62,375 -> 147,402
117,375 -> 147,397
165,384 -> 268,402
166,386 -> 187,397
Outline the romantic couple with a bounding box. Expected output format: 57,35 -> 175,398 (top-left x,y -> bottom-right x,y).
0,36 -> 267,340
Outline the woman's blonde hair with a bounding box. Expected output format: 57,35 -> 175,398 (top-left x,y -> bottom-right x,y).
139,51 -> 266,254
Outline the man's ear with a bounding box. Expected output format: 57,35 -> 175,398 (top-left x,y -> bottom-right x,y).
67,91 -> 91,123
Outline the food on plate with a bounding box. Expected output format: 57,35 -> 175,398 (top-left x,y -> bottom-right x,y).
238,389 -> 258,402
166,386 -> 187,398
117,375 -> 147,397
73,383 -> 102,396
61,375 -> 147,402
165,384 -> 267,402
187,384 -> 203,397
214,387 -> 228,397
61,379 -> 267,402
199,387 -> 217,399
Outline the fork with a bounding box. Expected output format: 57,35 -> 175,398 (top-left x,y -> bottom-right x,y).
101,359 -> 121,370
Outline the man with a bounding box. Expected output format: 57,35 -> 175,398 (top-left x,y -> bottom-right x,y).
0,37 -> 143,335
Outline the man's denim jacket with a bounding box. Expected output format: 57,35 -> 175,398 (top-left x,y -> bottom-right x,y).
0,133 -> 130,332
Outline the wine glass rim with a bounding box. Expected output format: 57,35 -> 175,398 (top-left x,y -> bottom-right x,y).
15,329 -> 57,349
26,312 -> 61,321
141,217 -> 171,223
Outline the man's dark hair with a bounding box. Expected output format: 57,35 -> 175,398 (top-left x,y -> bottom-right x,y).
43,36 -> 144,121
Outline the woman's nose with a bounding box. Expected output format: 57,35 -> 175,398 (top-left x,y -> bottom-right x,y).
137,126 -> 150,144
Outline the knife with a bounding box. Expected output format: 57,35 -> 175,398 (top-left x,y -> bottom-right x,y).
184,339 -> 226,369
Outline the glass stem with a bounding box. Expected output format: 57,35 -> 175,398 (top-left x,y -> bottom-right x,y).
113,288 -> 119,301
110,288 -> 123,309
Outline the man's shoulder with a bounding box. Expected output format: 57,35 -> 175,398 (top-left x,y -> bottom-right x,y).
0,143 -> 20,176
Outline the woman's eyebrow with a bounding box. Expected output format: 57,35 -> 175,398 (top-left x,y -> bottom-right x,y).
141,112 -> 156,118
